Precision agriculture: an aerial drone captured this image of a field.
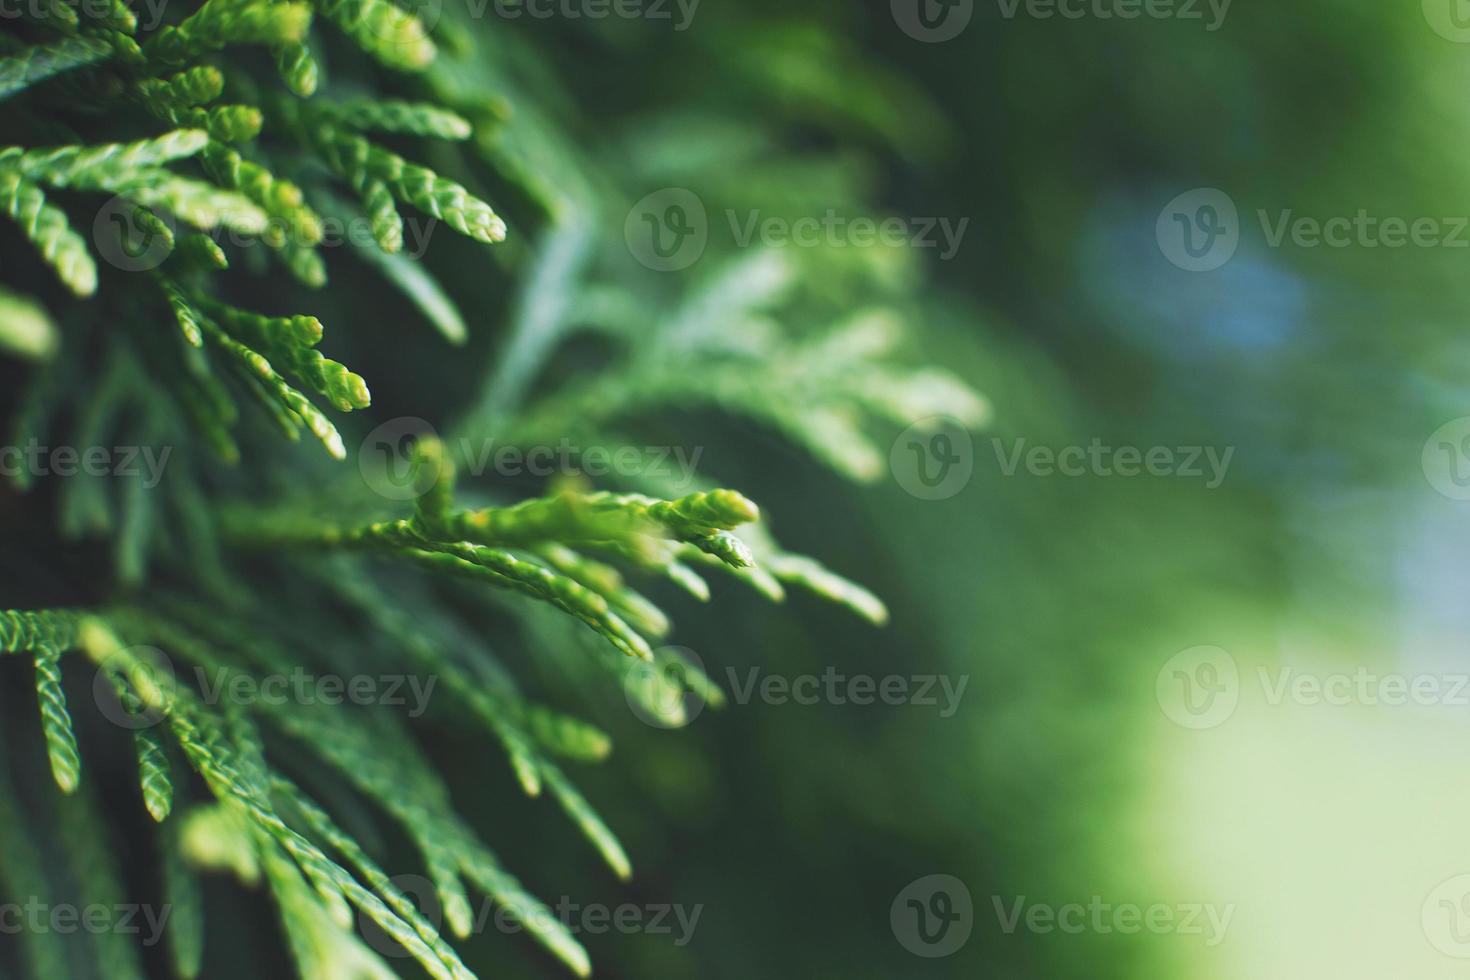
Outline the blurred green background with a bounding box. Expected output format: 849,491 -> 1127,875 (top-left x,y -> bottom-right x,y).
462,1 -> 1470,978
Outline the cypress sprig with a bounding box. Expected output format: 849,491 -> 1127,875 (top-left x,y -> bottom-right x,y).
4,129 -> 209,184
135,77 -> 262,141
33,644 -> 82,794
643,487 -> 762,535
0,170 -> 96,294
0,35 -> 113,100
178,230 -> 229,269
89,27 -> 145,64
271,780 -> 479,980
196,297 -> 370,411
321,99 -> 473,140
133,722 -> 175,821
314,0 -> 437,71
198,317 -> 349,458
198,299 -> 324,347
412,542 -> 657,661
0,130 -> 271,242
128,201 -> 176,253
538,760 -> 631,882
92,0 -> 138,34
158,275 -> 206,346
35,0 -> 80,30
277,239 -> 327,286
201,141 -> 324,245
273,42 -> 319,97
358,175 -> 404,251
105,169 -> 270,235
216,441 -> 778,660
324,574 -> 556,795
0,609 -> 82,656
147,0 -> 313,65
156,284 -> 351,457
768,553 -> 890,626
288,106 -> 506,245
99,612 -> 475,980
0,612 -> 87,795
138,66 -> 224,109
410,442 -> 760,557
197,105 -> 267,142
534,543 -> 671,637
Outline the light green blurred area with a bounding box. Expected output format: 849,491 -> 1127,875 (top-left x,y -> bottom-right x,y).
793,2 -> 1470,976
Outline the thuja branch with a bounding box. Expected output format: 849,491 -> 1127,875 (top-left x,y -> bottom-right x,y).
217,439 -> 761,660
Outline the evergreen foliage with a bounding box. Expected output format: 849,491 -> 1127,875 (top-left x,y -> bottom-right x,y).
0,2 -> 984,976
